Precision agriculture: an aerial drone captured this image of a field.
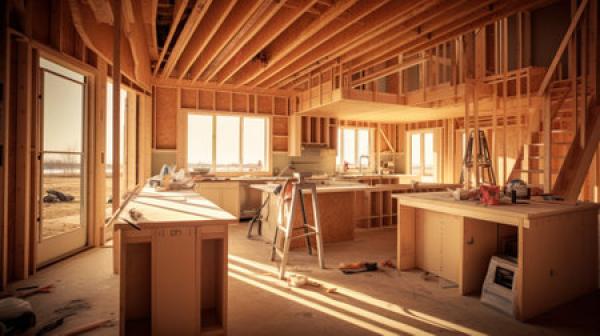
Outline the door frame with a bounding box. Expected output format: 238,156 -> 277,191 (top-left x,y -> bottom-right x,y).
34,51 -> 94,267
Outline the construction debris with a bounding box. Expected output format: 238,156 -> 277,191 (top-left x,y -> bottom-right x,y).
0,297 -> 36,334
339,262 -> 379,275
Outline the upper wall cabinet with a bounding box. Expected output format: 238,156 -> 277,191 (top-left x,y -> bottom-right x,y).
289,115 -> 338,157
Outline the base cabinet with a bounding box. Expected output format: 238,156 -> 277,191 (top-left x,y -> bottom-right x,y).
120,225 -> 228,335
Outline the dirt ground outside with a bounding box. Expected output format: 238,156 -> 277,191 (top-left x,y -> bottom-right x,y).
41,176 -> 113,239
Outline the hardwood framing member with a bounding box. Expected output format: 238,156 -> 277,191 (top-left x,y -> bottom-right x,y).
12,39 -> 32,280
202,0 -> 287,82
537,0 -> 589,97
94,59 -> 107,246
175,0 -> 238,81
112,0 -> 121,213
153,0 -> 189,76
0,0 -> 8,289
348,0 -> 541,82
187,0 -> 268,82
239,0 -> 401,86
213,0 -> 319,84
161,0 -> 213,79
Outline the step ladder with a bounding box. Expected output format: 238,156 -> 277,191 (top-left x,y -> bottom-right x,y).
270,173 -> 325,280
460,129 -> 496,186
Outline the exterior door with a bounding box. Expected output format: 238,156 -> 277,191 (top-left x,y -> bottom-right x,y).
36,58 -> 88,266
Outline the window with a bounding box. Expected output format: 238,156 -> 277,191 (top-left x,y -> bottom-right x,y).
337,127 -> 371,170
187,113 -> 269,173
408,131 -> 437,182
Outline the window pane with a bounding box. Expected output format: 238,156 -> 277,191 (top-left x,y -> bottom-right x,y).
411,134 -> 421,175
216,116 -> 240,172
187,115 -> 213,170
424,132 -> 434,176
357,129 -> 370,168
40,58 -> 84,83
336,128 -> 341,166
242,117 -> 267,172
342,128 -> 356,165
43,71 -> 84,152
41,153 -> 82,240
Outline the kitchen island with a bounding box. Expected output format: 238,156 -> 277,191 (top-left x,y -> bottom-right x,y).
114,187 -> 237,335
394,191 -> 599,320
251,183 -> 372,248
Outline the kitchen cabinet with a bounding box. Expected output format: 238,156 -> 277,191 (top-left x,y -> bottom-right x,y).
194,182 -> 240,219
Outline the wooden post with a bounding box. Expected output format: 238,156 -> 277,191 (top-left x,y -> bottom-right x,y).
14,39 -> 32,280
94,59 -> 107,246
543,95 -> 552,192
112,0 -> 122,274
473,82 -> 480,186
0,0 -> 8,289
112,0 -> 121,213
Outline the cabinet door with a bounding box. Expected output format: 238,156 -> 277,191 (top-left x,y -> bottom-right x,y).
153,228 -> 198,335
197,188 -> 222,207
220,186 -> 240,218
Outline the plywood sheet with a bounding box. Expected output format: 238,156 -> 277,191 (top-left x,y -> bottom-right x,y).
155,87 -> 177,149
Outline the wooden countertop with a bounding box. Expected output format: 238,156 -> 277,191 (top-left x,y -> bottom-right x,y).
393,192 -> 599,227
251,183 -> 373,194
115,187 -> 237,230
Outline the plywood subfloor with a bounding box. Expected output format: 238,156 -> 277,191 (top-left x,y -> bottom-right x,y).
6,224 -> 599,335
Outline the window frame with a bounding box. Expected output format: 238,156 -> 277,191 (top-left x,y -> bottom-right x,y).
406,129 -> 440,182
336,126 -> 373,171
184,110 -> 271,175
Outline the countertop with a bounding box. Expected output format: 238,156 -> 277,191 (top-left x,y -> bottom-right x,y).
115,187 -> 237,230
251,183 -> 373,194
393,192 -> 600,227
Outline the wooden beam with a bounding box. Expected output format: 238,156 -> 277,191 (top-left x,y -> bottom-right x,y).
255,0 -> 434,88
350,56 -> 427,88
235,0 -> 391,86
201,0 -> 288,82
13,39 -> 32,280
345,0 -> 524,77
141,0 -> 159,60
187,0 -> 266,81
175,0 -> 238,80
112,0 -> 121,213
537,0 -> 589,96
152,0 -> 189,76
342,0 -> 479,74
87,0 -> 114,25
276,0 -> 473,89
161,0 -> 213,79
212,0 -> 319,84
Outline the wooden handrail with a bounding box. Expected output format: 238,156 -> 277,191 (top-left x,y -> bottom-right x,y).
537,0 -> 589,96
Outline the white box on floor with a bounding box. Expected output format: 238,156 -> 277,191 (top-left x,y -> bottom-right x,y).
481,256 -> 517,316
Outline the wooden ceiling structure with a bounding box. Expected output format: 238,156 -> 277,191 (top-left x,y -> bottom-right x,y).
141,0 -> 552,92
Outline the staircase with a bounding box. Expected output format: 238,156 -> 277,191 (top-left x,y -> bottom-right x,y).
509,79 -> 592,190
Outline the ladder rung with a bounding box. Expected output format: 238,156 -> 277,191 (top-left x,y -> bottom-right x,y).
289,232 -> 317,240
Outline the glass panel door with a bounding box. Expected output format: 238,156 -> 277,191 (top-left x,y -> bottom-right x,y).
37,58 -> 87,266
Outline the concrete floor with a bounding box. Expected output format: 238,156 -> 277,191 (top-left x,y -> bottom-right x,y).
7,223 -> 599,335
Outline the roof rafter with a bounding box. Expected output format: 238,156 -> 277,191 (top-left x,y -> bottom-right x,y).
141,0 -> 159,60
276,0 -> 467,89
152,0 -> 188,76
234,0 -> 385,86
348,0 -> 543,75
212,0 -> 320,84
175,0 -> 238,80
255,0 -> 438,88
201,0 -> 287,82
188,0 -> 270,82
161,0 -> 214,79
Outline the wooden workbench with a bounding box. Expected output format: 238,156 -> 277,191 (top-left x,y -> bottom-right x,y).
393,192 -> 598,321
251,183 -> 372,248
115,188 -> 236,335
